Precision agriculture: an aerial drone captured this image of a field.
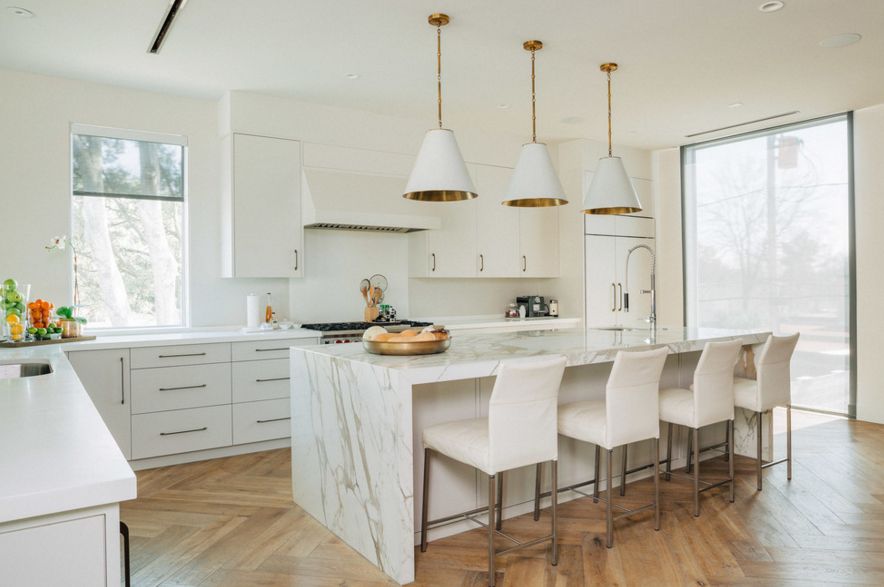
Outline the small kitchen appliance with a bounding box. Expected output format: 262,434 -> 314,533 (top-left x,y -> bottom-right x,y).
516,295 -> 550,318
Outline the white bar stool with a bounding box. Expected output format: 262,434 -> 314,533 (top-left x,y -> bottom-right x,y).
420,355 -> 567,587
550,347 -> 668,548
660,340 -> 742,516
733,333 -> 800,491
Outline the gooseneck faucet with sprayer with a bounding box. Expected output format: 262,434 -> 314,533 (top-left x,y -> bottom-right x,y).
624,244 -> 656,327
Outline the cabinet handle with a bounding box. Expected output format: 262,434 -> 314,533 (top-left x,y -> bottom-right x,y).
158,384 -> 207,392
255,347 -> 288,352
617,283 -> 623,311
611,283 -> 617,312
431,253 -> 436,272
158,352 -> 207,358
257,417 -> 291,424
256,377 -> 290,383
120,357 -> 125,405
160,426 -> 207,436
294,249 -> 299,271
522,255 -> 527,272
479,254 -> 484,272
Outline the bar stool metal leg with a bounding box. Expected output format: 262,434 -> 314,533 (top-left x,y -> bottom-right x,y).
728,419 -> 735,503
533,463 -> 542,521
693,428 -> 700,517
653,437 -> 660,531
593,445 -> 601,503
606,448 -> 614,548
551,460 -> 559,566
421,448 -> 430,552
620,445 -> 628,496
787,404 -> 793,481
665,422 -> 673,481
686,428 -> 693,474
495,471 -> 504,531
757,410 -> 764,491
488,474 -> 496,587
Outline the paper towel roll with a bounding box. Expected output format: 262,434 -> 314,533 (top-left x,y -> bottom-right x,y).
246,294 -> 260,329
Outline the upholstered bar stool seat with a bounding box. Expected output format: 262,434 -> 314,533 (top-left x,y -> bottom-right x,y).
557,400 -> 606,446
420,355 -> 567,587
659,340 -> 742,517
732,333 -> 800,491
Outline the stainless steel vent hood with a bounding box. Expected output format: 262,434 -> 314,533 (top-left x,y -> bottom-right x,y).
302,168 -> 441,233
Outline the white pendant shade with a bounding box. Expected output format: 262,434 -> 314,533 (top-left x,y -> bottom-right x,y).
502,142 -> 568,207
404,128 -> 477,202
582,156 -> 642,215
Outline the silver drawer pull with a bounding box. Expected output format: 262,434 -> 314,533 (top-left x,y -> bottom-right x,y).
160,426 -> 207,436
158,352 -> 207,358
255,348 -> 288,352
256,377 -> 290,383
158,384 -> 207,392
257,417 -> 291,424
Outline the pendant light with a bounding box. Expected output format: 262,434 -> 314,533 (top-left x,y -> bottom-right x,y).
582,63 -> 642,215
403,13 -> 477,202
502,40 -> 568,207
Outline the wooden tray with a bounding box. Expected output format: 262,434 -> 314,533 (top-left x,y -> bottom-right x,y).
1,335 -> 96,348
362,338 -> 450,356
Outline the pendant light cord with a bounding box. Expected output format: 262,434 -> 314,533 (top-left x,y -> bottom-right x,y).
436,24 -> 443,128
606,68 -> 613,157
530,47 -> 537,143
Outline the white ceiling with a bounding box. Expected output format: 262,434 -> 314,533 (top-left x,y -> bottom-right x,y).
1,0 -> 882,149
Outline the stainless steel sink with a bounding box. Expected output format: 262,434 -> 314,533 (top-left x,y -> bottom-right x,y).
0,362 -> 53,379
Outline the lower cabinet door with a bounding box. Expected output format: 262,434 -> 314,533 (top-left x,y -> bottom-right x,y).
233,398 -> 291,445
132,405 -> 232,459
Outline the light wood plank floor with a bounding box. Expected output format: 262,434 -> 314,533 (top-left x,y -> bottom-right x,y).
122,413 -> 884,586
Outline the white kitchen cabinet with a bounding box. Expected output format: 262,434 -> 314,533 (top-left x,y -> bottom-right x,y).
132,405 -> 232,460
131,363 -> 232,415
519,207 -> 559,277
584,235 -> 655,328
68,349 -> 131,459
408,199 -> 478,277
474,165 -> 520,277
222,133 -> 303,278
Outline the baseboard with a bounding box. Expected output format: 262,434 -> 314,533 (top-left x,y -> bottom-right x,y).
129,438 -> 291,471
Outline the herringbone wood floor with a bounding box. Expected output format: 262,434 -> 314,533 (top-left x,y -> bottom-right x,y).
123,413 -> 884,586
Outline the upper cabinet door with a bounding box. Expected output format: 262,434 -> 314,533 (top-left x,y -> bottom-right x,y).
225,133 -> 303,278
519,207 -> 559,277
474,165 -> 520,277
424,198 -> 478,277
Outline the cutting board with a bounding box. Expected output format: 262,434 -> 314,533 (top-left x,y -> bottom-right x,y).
1,335 -> 96,348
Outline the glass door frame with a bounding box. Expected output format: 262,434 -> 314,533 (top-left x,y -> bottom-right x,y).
679,112 -> 856,418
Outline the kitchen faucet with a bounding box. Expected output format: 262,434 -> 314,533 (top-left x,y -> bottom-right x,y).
624,244 -> 656,327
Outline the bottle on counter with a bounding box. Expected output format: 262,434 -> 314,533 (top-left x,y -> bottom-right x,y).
505,303 -> 520,319
265,292 -> 273,324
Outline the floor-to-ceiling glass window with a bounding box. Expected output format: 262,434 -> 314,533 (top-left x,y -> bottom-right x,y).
683,114 -> 853,415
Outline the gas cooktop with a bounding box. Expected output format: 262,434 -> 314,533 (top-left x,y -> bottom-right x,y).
301,320 -> 432,333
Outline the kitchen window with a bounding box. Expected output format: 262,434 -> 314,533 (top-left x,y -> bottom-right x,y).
71,125 -> 187,328
683,114 -> 854,416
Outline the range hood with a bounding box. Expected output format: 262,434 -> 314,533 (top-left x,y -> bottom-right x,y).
302,168 -> 441,233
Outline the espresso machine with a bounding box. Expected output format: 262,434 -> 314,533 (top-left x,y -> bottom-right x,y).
516,295 -> 551,318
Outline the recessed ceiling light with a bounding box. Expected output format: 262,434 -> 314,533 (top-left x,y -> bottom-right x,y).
819,33 -> 862,48
759,1 -> 784,12
345,73 -> 360,79
496,103 -> 510,110
6,6 -> 35,17
729,102 -> 744,108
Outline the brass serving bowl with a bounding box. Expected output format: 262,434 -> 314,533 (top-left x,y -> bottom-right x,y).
362,338 -> 451,356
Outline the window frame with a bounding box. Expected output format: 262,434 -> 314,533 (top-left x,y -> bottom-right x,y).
69,123 -> 190,332
680,112 -> 856,417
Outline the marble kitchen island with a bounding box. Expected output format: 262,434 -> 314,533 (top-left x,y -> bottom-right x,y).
290,326 -> 771,584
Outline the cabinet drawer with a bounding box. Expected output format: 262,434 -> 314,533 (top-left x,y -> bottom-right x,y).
233,399 -> 291,444
132,405 -> 232,459
131,363 -> 231,414
131,343 -> 231,369
615,216 -> 655,238
232,359 -> 289,403
231,338 -> 316,361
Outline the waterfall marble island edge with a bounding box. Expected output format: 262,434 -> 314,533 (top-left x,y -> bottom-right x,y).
289,327 -> 771,585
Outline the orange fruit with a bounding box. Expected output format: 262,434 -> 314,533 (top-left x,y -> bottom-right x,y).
6,314 -> 20,325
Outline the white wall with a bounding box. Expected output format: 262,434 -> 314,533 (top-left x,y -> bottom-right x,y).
652,148 -> 684,327
0,68 -> 289,327
854,105 -> 884,423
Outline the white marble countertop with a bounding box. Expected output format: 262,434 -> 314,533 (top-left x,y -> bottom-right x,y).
63,327 -> 320,351
0,345 -> 136,524
295,326 -> 771,385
